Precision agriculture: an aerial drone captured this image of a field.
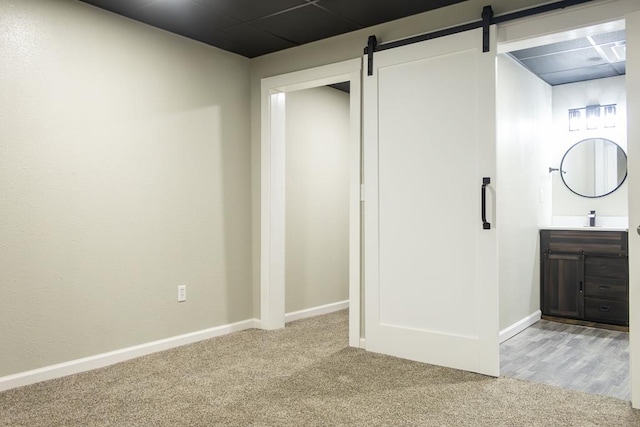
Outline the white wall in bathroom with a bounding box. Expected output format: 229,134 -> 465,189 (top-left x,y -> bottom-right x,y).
551,76 -> 628,221
496,55 -> 552,330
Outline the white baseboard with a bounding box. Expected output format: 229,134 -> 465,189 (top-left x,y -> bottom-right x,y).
285,300 -> 349,323
359,338 -> 366,349
499,310 -> 542,343
0,318 -> 259,393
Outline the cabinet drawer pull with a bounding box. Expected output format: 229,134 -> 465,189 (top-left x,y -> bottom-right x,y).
599,306 -> 611,312
599,285 -> 611,290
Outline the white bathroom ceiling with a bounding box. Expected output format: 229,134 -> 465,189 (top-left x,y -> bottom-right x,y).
508,30 -> 626,86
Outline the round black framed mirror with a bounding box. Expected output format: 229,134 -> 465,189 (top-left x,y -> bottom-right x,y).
560,138 -> 627,198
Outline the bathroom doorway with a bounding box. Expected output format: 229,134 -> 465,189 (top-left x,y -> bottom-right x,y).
496,17 -> 631,401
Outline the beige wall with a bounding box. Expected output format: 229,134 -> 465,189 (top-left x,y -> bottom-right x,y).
285,87 -> 350,313
249,0 -> 559,317
0,0 -> 251,376
496,55 -> 552,330
0,0 -> 596,378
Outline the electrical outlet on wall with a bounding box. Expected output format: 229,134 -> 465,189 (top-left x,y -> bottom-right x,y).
177,285 -> 186,302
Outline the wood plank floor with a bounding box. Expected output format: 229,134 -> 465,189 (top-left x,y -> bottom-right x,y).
500,319 -> 629,401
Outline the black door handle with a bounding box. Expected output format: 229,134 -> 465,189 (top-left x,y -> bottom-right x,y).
482,177 -> 491,230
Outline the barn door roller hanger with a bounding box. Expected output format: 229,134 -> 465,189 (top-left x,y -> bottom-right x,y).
365,0 -> 594,76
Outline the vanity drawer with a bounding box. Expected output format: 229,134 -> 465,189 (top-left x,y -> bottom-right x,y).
543,230 -> 628,255
584,257 -> 628,279
584,277 -> 627,300
584,298 -> 628,324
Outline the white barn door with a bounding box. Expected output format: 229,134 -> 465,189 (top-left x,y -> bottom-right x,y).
363,27 -> 499,376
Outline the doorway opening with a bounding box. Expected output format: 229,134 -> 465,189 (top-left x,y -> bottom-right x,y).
496,19 -> 630,401
260,59 -> 363,348
283,84 -> 351,323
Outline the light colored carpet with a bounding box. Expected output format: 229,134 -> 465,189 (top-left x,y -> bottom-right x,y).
1,310 -> 639,426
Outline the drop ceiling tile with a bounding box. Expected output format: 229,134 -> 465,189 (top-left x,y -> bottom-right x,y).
328,82 -> 350,93
80,0 -> 156,15
191,0 -> 307,21
205,34 -> 240,53
540,64 -> 619,86
222,24 -> 296,58
318,0 -> 443,27
192,30 -> 274,58
591,30 -> 626,45
612,62 -> 626,74
252,5 -> 360,45
521,47 -> 606,75
511,38 -> 592,60
598,42 -> 626,64
436,0 -> 468,5
126,0 -> 239,41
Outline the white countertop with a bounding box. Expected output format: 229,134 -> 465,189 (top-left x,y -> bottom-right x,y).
548,216 -> 628,231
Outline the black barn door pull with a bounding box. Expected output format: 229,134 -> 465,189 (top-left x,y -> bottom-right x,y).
482,177 -> 491,230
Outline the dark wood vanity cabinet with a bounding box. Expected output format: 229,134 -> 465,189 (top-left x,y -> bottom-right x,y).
540,229 -> 629,326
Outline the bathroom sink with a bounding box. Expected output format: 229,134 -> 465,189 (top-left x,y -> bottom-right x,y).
546,216 -> 628,231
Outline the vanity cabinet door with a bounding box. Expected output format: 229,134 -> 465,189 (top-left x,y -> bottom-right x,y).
542,253 -> 585,319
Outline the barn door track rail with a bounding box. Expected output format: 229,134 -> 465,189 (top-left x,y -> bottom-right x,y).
365,0 -> 594,76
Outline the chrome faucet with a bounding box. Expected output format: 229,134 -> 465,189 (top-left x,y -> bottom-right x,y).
588,210 -> 596,227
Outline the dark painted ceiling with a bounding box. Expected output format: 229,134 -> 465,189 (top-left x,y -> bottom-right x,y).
79,0 -> 626,86
508,30 -> 626,86
80,0 -> 467,58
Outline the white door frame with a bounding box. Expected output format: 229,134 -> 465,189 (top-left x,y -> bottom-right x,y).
627,7 -> 640,413
260,58 -> 363,348
496,0 -> 640,408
